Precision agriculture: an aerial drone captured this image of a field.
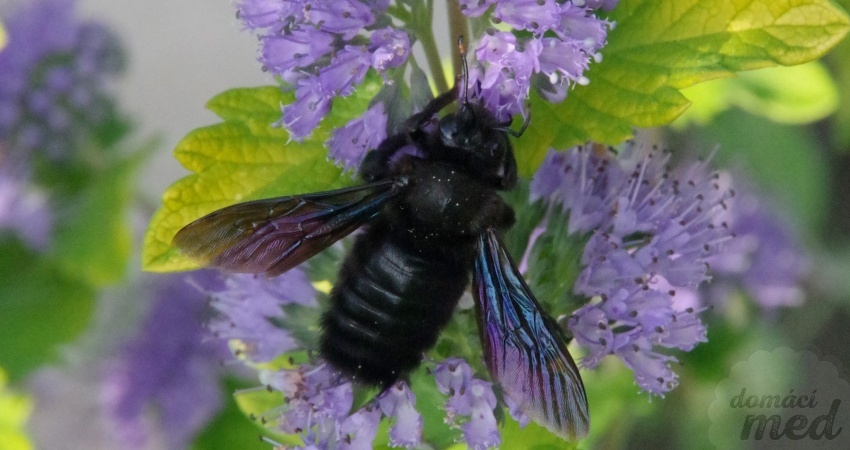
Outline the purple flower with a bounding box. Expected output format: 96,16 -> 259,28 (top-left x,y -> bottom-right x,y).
318,46 -> 372,97
460,380 -> 500,450
258,363 -> 383,449
259,27 -> 334,75
707,182 -> 810,309
538,37 -> 592,88
328,103 -> 388,171
0,0 -> 123,162
471,31 -> 541,120
580,0 -> 620,10
434,357 -> 475,420
459,0 -> 497,17
206,269 -> 317,363
279,76 -> 333,141
305,0 -> 375,40
529,143 -> 731,395
464,0 -> 615,118
503,393 -> 531,429
370,28 -> 411,73
434,358 -> 501,450
0,168 -> 52,251
337,406 -> 383,450
236,0 -> 286,29
236,0 -> 408,140
379,382 -> 423,447
493,0 -> 561,33
555,3 -> 612,51
101,271 -> 228,450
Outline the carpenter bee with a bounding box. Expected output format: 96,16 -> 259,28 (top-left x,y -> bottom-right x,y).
173,46 -> 589,441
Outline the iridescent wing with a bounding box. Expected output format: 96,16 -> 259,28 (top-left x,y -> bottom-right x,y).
473,228 -> 589,440
173,178 -> 407,276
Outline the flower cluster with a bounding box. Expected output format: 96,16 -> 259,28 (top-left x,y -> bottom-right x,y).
203,266 -> 426,448
235,1 -> 615,171
462,0 -> 615,120
235,0 -> 409,141
256,363 -> 423,449
0,0 -> 124,250
252,357 -> 513,449
0,0 -> 124,163
205,265 -> 523,448
434,358 -> 502,450
706,181 -> 810,309
100,271 -> 228,450
327,102 -> 388,172
529,143 -> 733,395
206,270 -> 318,363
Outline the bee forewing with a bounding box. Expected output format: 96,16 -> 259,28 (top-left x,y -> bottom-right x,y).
172,179 -> 405,276
473,229 -> 590,440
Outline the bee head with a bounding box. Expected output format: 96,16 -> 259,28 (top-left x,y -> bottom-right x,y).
432,36 -> 518,189
438,102 -> 505,155
435,99 -> 516,189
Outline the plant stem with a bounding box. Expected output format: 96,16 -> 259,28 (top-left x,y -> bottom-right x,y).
414,0 -> 449,93
386,3 -> 411,22
447,0 -> 468,81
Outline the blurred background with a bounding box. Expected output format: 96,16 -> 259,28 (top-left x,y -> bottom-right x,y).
74,0 -> 268,196
1,1 -> 850,449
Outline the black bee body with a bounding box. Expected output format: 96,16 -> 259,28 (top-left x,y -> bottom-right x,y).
322,147 -> 515,385
173,75 -> 590,440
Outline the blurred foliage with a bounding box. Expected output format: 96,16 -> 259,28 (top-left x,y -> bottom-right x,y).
0,369 -> 32,450
830,0 -> 850,148
685,109 -> 829,233
674,62 -> 839,126
0,132 -> 143,380
192,378 -> 270,450
0,239 -> 95,381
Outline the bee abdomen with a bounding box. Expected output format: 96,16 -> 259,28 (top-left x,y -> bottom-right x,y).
320,229 -> 470,386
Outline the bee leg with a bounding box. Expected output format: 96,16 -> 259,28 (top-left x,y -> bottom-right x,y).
499,147 -> 518,190
472,193 -> 515,234
360,85 -> 460,182
359,133 -> 410,182
401,85 -> 459,132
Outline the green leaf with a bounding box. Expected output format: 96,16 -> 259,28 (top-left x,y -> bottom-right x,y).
828,0 -> 850,148
695,108 -> 829,232
0,240 -> 95,381
409,368 -> 460,448
517,0 -> 850,175
500,415 -> 579,450
51,155 -> 141,286
193,378 -> 272,450
674,61 -> 840,126
143,79 -> 381,272
580,361 -> 658,449
525,209 -> 590,315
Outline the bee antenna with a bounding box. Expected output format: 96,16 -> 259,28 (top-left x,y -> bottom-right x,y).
457,35 -> 470,106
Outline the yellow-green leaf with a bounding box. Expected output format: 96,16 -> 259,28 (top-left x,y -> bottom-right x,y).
517,0 -> 850,175
143,80 -> 380,272
674,61 -> 840,126
0,369 -> 33,450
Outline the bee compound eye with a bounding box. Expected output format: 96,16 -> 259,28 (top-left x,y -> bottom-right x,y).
439,117 -> 458,141
488,142 -> 502,158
